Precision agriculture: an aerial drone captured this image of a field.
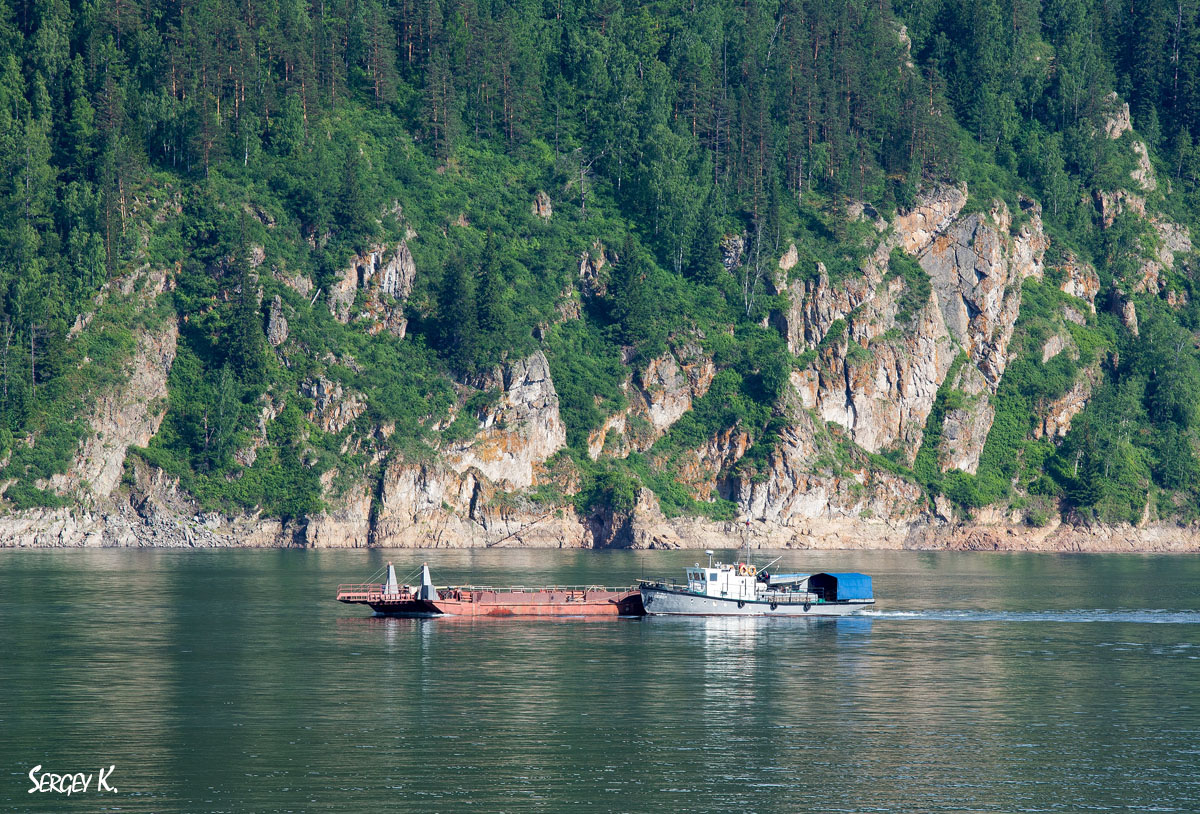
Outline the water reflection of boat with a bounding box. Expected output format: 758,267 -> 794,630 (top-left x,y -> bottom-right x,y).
640,550 -> 874,617
336,563 -> 645,617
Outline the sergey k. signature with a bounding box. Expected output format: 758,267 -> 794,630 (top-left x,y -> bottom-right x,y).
27,765 -> 117,795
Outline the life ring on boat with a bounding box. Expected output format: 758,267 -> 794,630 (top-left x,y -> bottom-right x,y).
737,564 -> 758,577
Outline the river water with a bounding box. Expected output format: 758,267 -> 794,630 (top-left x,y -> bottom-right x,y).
2,548 -> 1198,813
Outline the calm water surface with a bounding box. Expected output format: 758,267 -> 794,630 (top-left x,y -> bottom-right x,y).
2,548 -> 1199,813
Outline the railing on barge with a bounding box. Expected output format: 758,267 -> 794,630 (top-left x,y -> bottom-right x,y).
336,583 -> 638,603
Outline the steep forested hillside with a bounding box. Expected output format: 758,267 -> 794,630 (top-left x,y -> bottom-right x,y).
2,0 -> 1200,547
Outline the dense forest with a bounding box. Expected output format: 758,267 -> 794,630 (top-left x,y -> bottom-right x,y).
3,0 -> 1200,527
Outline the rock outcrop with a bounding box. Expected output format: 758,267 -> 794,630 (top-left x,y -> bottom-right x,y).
301,377 -> 365,434
578,240 -> 611,297
938,366 -> 994,473
1103,92 -> 1133,139
1057,255 -> 1100,312
773,263 -> 873,355
922,199 -> 1045,385
791,274 -> 956,458
721,234 -> 745,271
444,351 -> 566,489
371,459 -> 585,548
585,342 -> 716,460
1035,364 -> 1100,440
266,294 -> 288,346
781,187 -> 1045,472
726,409 -> 925,525
328,241 -> 415,336
47,321 -> 178,503
892,183 -> 969,254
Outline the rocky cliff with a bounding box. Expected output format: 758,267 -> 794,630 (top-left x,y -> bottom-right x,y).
2,139 -> 1197,553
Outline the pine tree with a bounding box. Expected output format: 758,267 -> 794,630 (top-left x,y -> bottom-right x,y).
476,232 -> 514,363
437,255 -> 480,375
607,237 -> 661,352
227,221 -> 268,387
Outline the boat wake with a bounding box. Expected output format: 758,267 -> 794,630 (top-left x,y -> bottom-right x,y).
860,608 -> 1200,624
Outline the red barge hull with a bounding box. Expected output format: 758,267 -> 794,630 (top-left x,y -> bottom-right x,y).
337,584 -> 645,617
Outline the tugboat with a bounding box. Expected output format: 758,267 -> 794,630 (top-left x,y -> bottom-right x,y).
639,550 -> 874,617
337,563 -> 645,617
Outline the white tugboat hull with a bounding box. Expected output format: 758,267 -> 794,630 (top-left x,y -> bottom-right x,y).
639,586 -> 872,617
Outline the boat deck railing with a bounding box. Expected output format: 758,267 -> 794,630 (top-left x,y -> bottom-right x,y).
640,580 -> 824,603
452,585 -> 635,594
337,583 -> 636,602
336,584 -> 416,603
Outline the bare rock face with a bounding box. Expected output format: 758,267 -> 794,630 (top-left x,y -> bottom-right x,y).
918,198 -> 1045,472
778,242 -> 799,272
1095,188 -> 1147,228
1131,140 -> 1157,192
1103,92 -> 1133,139
893,183 -> 968,254
301,377 -> 365,434
721,233 -> 745,272
303,482 -> 373,548
378,241 -> 417,300
372,459 -> 585,548
937,365 -> 993,474
532,190 -> 552,220
1041,333 -> 1069,364
847,201 -> 889,231
731,411 -> 925,523
1157,220 -> 1193,264
677,426 -> 751,500
793,278 -> 956,459
444,351 -> 567,489
585,343 -> 716,460
589,488 -> 686,549
277,271 -> 313,299
1136,220 -> 1193,296
1035,365 -> 1100,440
579,240 -> 610,297
1058,255 -> 1100,312
920,199 -> 1043,386
1121,298 -> 1140,336
47,320 -> 179,502
780,188 -> 1045,474
328,242 -> 414,336
266,295 -> 288,346
641,350 -> 714,432
774,263 -> 873,355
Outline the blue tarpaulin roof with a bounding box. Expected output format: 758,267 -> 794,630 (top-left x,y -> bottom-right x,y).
810,572 -> 873,600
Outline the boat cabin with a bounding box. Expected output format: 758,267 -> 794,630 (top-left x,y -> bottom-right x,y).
685,564 -> 756,600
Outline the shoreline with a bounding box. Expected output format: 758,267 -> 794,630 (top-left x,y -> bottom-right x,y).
2,503 -> 1199,553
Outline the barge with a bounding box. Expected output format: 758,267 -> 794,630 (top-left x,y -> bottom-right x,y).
337,563 -> 645,617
